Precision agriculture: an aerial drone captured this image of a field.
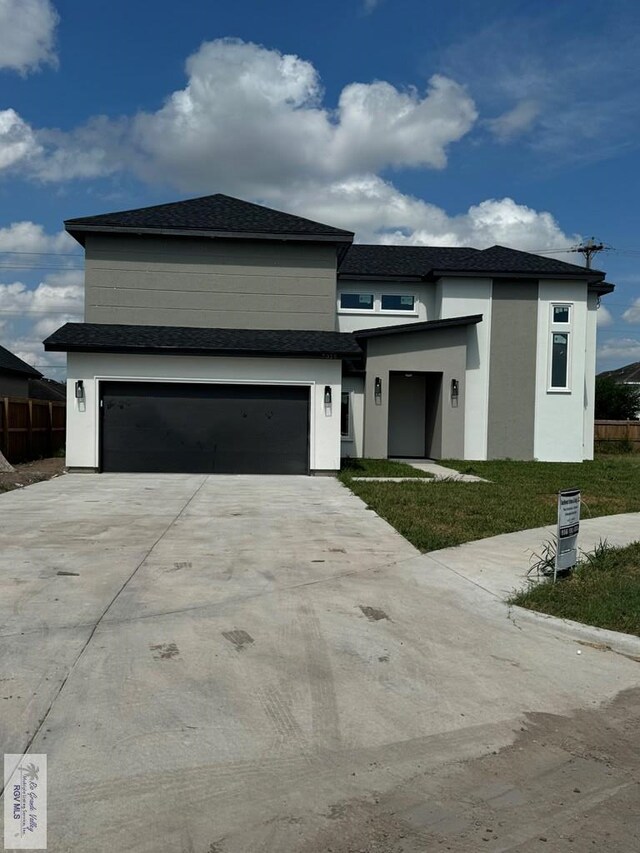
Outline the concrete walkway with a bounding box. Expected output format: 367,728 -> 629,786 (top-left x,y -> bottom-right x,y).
1,474 -> 639,852
390,457 -> 488,481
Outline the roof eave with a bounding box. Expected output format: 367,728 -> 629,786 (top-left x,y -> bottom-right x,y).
354,314 -> 483,340
590,281 -> 615,295
43,342 -> 359,359
428,269 -> 605,282
64,223 -> 354,247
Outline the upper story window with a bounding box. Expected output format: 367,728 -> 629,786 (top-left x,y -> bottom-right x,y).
552,305 -> 571,323
338,291 -> 418,314
549,303 -> 573,391
340,293 -> 374,311
381,294 -> 415,312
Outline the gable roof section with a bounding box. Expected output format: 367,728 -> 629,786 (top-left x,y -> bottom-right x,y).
0,344 -> 41,377
44,323 -> 362,360
355,315 -> 483,339
339,243 -> 606,282
65,194 -> 354,246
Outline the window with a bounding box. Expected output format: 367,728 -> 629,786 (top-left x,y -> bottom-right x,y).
553,305 -> 570,323
340,293 -> 374,310
551,332 -> 569,388
340,392 -> 351,437
381,294 -> 415,312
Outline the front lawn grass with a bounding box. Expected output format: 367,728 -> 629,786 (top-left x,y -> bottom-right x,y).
340,458 -> 433,478
510,542 -> 640,636
341,456 -> 640,552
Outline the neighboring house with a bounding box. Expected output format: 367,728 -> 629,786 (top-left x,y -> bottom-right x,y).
44,194 -> 614,474
0,344 -> 41,398
597,361 -> 640,388
597,362 -> 640,418
28,377 -> 67,402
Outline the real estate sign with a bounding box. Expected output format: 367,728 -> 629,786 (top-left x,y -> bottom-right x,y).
556,488 -> 581,575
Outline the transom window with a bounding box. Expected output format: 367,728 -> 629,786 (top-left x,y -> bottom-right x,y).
381,294 -> 415,311
340,293 -> 374,310
553,305 -> 571,323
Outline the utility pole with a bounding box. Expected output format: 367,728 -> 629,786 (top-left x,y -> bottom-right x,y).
569,237 -> 605,269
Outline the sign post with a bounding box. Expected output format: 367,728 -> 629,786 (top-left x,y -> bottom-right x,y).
556,488 -> 581,580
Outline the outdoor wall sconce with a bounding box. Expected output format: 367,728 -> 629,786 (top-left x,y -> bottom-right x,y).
324,385 -> 332,415
75,380 -> 85,400
374,376 -> 382,405
451,378 -> 459,407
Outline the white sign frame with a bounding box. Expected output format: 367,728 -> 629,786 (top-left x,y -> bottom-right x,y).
556,488 -> 581,579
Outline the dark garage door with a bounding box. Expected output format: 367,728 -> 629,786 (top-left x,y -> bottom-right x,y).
100,382 -> 310,474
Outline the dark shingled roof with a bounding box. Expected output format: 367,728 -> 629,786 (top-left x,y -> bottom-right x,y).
65,194 -> 354,244
44,323 -> 362,359
598,361 -> 640,384
339,245 -> 479,278
0,344 -> 41,377
354,315 -> 483,339
340,243 -> 606,280
28,377 -> 66,401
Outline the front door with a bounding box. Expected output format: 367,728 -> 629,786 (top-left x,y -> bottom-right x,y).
387,373 -> 427,457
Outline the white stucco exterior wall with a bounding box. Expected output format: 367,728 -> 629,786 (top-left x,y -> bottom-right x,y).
583,291 -> 599,460
437,277 -> 493,460
533,281 -> 589,462
65,353 -> 342,472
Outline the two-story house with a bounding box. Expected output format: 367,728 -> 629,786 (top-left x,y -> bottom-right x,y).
44,194 -> 613,474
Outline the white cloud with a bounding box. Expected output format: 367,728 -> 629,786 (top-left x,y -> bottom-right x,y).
0,109 -> 42,170
622,298 -> 640,325
0,39 -> 477,191
0,0 -> 59,74
0,220 -> 75,254
0,269 -> 83,373
597,305 -> 614,328
487,100 -> 540,142
263,174 -> 578,250
598,338 -> 640,366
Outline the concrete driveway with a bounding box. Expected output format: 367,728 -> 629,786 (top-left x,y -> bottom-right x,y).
1,474 -> 639,852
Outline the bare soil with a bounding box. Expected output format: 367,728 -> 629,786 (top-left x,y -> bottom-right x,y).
0,456 -> 65,493
302,687 -> 640,852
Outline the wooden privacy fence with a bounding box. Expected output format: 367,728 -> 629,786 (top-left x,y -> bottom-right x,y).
0,397 -> 66,464
594,419 -> 640,451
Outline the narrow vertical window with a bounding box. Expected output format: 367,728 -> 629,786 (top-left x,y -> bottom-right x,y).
340,392 -> 350,437
551,332 -> 569,388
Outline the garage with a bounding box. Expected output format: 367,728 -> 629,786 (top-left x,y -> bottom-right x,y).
100,381 -> 310,474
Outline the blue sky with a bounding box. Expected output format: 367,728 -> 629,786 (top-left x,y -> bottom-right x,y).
1,0 -> 640,377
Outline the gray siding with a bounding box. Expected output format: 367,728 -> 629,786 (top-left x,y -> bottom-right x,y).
487,281 -> 538,460
0,373 -> 29,398
363,326 -> 467,460
84,234 -> 338,331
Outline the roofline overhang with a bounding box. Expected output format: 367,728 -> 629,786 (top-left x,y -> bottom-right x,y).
428,269 -> 605,282
590,281 -> 615,295
43,342 -> 359,359
354,314 -> 483,340
64,223 -> 355,247
337,273 -> 424,282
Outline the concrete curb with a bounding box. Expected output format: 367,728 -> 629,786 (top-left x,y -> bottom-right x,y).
507,603 -> 640,659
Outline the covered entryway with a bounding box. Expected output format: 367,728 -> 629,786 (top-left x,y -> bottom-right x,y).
100,381 -> 309,474
387,371 -> 442,458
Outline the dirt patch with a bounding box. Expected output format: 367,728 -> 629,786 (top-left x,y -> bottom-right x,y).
0,457 -> 65,494
301,688 -> 640,852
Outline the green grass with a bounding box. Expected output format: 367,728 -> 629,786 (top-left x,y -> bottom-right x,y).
510,542 -> 640,636
341,456 -> 640,552
340,457 -> 433,478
